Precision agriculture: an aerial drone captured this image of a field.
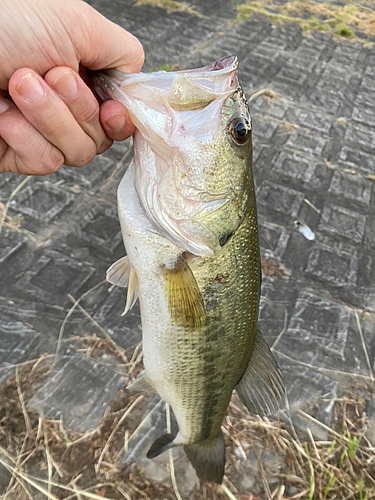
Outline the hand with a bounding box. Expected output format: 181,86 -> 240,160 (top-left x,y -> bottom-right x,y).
0,0 -> 144,175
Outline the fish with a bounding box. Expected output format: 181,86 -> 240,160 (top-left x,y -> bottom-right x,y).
89,56 -> 284,484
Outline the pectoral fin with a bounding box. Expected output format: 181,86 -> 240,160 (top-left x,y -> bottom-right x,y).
236,329 -> 284,416
122,266 -> 139,316
106,256 -> 131,287
127,370 -> 157,393
107,256 -> 139,315
163,256 -> 206,329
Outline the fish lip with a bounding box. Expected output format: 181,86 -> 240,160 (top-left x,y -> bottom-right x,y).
88,55 -> 238,83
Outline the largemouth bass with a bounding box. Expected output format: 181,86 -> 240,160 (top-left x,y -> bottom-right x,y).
90,56 -> 284,484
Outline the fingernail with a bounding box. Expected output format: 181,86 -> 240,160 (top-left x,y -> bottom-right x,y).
106,112 -> 126,130
17,73 -> 46,102
0,96 -> 10,113
51,71 -> 78,99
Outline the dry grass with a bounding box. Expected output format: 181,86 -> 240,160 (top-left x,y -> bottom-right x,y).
1,345 -> 374,500
0,177 -> 40,246
236,0 -> 375,44
135,0 -> 202,16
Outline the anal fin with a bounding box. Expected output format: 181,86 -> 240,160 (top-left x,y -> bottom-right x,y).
127,370 -> 156,393
184,432 -> 225,485
236,328 -> 285,416
163,256 -> 206,329
147,433 -> 175,459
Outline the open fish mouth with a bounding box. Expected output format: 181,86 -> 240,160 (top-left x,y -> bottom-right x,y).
89,55 -> 238,84
88,56 -> 249,256
88,56 -> 239,113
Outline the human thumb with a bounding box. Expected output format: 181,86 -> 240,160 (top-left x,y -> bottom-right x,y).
72,1 -> 144,73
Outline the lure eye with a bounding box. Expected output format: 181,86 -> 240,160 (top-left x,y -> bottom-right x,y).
230,118 -> 250,144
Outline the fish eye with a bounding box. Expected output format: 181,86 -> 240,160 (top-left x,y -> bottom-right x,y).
230,118 -> 250,144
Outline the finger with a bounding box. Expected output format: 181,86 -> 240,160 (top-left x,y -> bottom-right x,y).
44,66 -> 112,154
9,68 -> 97,167
100,100 -> 135,142
71,2 -> 144,73
0,96 -> 64,175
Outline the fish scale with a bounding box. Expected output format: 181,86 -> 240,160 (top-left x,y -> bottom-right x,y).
90,56 -> 284,484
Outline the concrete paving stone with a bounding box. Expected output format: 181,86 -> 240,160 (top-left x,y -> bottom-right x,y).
327,45 -> 362,68
0,297 -> 67,339
360,74 -> 375,92
252,114 -> 278,141
271,151 -> 317,186
259,221 -> 290,261
352,106 -> 375,128
277,291 -> 351,364
0,319 -> 40,385
0,173 -> 20,201
259,280 -> 298,348
308,88 -> 342,114
277,363 -> 338,440
274,65 -> 308,87
8,182 -> 76,233
74,201 -> 123,256
49,155 -> 118,193
92,286 -> 142,349
328,169 -> 373,207
28,353 -> 125,433
197,33 -> 256,63
353,89 -> 375,112
0,228 -> 28,265
285,128 -> 327,156
357,253 -> 375,291
13,250 -> 96,306
363,214 -> 375,248
305,243 -> 358,287
260,100 -> 288,120
318,204 -> 367,244
257,181 -> 305,223
345,122 -> 375,155
297,109 -> 333,134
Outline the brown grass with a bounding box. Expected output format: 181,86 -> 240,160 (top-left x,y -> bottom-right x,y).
135,0 -> 202,16
1,345 -> 374,500
236,0 -> 375,44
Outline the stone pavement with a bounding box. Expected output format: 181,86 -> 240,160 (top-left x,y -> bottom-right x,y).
1,0 -> 375,488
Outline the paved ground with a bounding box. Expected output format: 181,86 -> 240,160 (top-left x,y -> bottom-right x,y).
1,0 -> 375,492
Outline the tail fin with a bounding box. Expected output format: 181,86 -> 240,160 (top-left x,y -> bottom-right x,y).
184,432 -> 225,484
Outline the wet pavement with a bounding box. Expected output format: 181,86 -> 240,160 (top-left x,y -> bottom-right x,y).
1,0 -> 375,491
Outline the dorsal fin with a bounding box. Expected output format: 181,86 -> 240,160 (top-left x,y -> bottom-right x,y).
235,329 -> 285,416
163,256 -> 206,329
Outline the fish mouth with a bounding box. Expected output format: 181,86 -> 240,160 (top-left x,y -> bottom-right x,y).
88,55 -> 239,112
88,56 -> 238,84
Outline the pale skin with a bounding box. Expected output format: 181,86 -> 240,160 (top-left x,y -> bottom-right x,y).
0,0 -> 144,175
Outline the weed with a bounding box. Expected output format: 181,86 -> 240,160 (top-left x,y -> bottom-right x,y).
135,0 -> 201,16
235,0 -> 375,43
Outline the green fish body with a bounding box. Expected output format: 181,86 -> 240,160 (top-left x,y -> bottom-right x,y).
90,57 -> 284,484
